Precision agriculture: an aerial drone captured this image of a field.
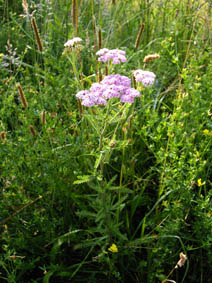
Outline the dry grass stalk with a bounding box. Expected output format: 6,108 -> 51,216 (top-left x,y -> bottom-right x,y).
41,111 -> 46,125
29,125 -> 36,136
31,17 -> 43,52
78,100 -> 83,117
80,72 -> 84,88
72,0 -> 78,36
135,23 -> 144,49
92,15 -> 98,76
175,252 -> 187,268
92,15 -> 97,55
98,69 -> 102,82
162,252 -> 187,283
22,0 -> 29,14
0,131 -> 6,141
0,195 -> 43,226
17,84 -> 28,109
98,28 -> 102,50
132,74 -> 137,89
105,65 -> 108,76
143,53 -> 160,63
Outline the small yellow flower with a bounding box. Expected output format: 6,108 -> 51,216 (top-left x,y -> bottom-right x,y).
0,53 -> 4,58
11,27 -> 15,31
207,110 -> 212,116
197,178 -> 205,187
203,129 -> 209,136
108,243 -> 118,253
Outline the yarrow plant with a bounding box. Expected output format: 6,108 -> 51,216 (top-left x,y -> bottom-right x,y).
64,37 -> 82,47
63,37 -> 83,55
76,74 -> 140,106
96,48 -> 127,64
74,47 -> 156,107
133,69 -> 156,87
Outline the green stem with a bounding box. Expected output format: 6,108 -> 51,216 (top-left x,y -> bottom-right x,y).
99,102 -> 112,242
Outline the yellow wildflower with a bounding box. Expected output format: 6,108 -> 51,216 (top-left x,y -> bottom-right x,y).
0,53 -> 4,58
108,243 -> 118,253
203,129 -> 209,136
197,178 -> 205,187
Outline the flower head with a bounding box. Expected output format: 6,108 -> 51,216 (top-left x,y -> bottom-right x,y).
197,178 -> 205,187
76,74 -> 140,107
133,69 -> 156,87
64,37 -> 82,47
63,37 -> 83,55
203,129 -> 209,136
108,243 -> 118,253
96,48 -> 127,64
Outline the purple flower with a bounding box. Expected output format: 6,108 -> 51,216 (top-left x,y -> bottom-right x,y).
120,95 -> 134,103
96,49 -> 127,64
76,90 -> 89,99
82,98 -> 95,107
101,74 -> 131,88
133,69 -> 156,87
76,74 -> 140,107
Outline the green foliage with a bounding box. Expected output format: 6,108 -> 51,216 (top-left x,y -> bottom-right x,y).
0,0 -> 212,282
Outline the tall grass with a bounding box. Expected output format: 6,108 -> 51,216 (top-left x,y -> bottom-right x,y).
0,0 -> 212,282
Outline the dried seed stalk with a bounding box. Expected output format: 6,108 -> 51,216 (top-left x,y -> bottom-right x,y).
0,131 -> 6,141
162,252 -> 187,283
143,53 -> 160,63
135,23 -> 144,50
29,125 -> 36,136
98,28 -> 102,50
72,0 -> 78,36
22,0 -> 29,14
105,65 -> 108,76
132,73 -> 137,89
92,15 -> 98,76
78,100 -> 83,117
92,15 -> 97,55
17,84 -> 28,109
31,17 -> 43,52
41,111 -> 46,125
98,69 -> 102,82
175,252 -> 187,268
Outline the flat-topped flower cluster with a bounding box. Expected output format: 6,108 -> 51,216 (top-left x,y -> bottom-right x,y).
63,40 -> 157,107
96,48 -> 127,64
64,37 -> 82,47
133,70 -> 156,87
76,74 -> 140,107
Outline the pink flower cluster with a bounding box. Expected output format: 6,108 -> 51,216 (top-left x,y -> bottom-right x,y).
64,37 -> 82,47
96,48 -> 127,64
76,74 -> 140,107
133,69 -> 156,87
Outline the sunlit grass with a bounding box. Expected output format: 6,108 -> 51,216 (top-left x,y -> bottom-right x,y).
0,0 -> 212,282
